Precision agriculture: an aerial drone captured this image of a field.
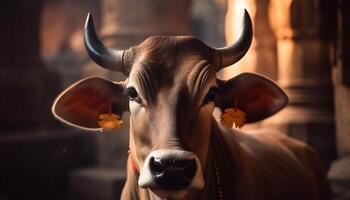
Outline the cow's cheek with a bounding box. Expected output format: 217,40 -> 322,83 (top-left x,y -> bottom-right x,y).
129,102 -> 152,167
187,103 -> 214,170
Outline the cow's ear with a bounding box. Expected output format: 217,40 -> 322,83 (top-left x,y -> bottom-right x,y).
216,73 -> 288,123
52,77 -> 129,131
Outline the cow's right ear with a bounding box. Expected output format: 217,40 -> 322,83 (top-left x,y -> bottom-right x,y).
52,77 -> 129,131
215,73 -> 288,124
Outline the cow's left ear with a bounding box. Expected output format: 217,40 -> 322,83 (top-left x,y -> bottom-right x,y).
216,73 -> 288,123
52,77 -> 129,131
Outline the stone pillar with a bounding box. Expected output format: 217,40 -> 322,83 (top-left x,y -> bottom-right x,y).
328,1 -> 350,199
267,0 -> 336,168
220,0 -> 278,81
0,0 -> 60,132
332,0 -> 350,159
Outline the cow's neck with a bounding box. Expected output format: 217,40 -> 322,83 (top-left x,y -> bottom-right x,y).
210,120 -> 257,200
204,120 -> 238,200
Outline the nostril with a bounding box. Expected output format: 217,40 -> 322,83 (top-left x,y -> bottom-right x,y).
150,157 -> 164,177
173,158 -> 194,167
183,159 -> 197,180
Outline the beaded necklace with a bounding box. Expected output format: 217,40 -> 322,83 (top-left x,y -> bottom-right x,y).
212,151 -> 224,200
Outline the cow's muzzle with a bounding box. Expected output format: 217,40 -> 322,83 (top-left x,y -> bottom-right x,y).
138,149 -> 204,193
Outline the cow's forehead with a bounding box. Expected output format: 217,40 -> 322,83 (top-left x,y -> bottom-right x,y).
132,36 -> 215,80
135,36 -> 215,70
128,36 -> 217,102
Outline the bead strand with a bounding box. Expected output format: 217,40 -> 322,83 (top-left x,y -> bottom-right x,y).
212,155 -> 224,200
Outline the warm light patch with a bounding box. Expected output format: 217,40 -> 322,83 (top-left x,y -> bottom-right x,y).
221,108 -> 246,129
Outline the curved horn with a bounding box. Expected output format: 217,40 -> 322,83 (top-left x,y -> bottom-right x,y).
215,9 -> 253,69
84,13 -> 130,74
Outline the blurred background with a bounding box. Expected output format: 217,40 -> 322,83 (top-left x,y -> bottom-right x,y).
0,0 -> 349,199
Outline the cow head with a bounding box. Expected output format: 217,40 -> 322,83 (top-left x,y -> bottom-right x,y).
52,10 -> 288,199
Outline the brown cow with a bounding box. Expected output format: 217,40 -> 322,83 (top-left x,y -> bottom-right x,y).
52,10 -> 331,200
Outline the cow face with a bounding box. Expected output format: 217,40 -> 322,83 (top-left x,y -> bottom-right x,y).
52,10 -> 288,199
127,36 -> 217,196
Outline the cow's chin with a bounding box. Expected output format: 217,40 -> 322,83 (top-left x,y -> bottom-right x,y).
148,177 -> 204,199
151,188 -> 190,199
141,173 -> 205,199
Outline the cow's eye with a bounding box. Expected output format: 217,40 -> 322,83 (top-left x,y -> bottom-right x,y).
126,87 -> 140,102
203,87 -> 217,105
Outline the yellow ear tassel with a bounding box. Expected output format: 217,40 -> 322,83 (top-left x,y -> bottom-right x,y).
220,98 -> 246,129
98,103 -> 123,131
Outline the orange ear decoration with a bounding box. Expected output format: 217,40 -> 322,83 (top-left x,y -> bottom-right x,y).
98,103 -> 123,131
221,108 -> 246,129
220,98 -> 246,129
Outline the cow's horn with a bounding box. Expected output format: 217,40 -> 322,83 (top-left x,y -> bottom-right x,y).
215,9 -> 253,70
84,13 -> 132,75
